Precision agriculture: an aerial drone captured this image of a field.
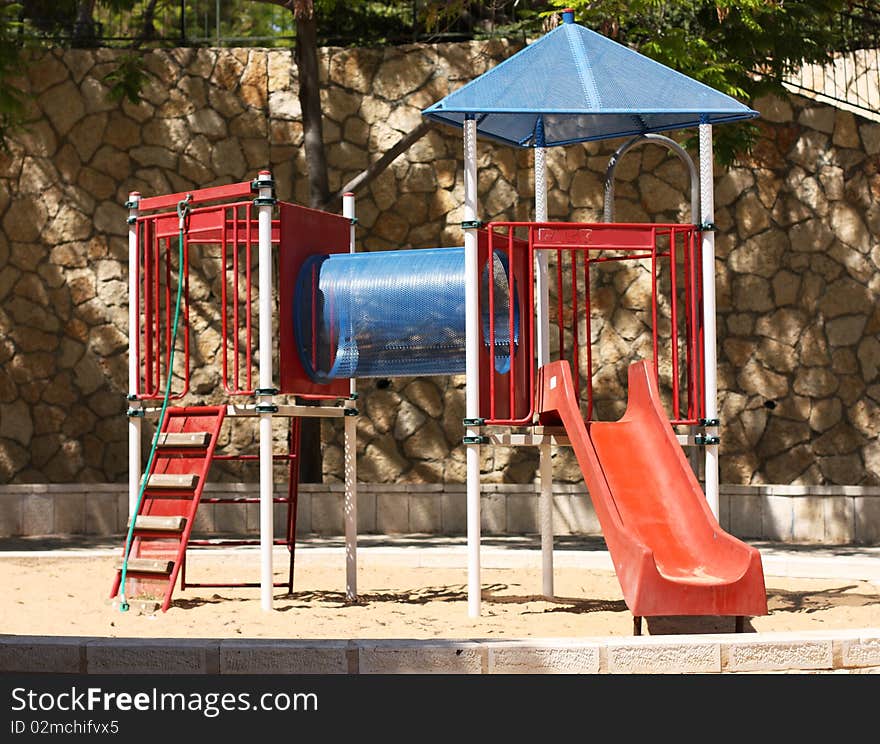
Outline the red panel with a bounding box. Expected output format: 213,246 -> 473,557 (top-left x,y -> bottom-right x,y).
478,229 -> 533,424
537,359 -> 767,618
277,201 -> 351,397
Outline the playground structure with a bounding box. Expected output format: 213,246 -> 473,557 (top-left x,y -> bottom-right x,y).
110,9 -> 769,628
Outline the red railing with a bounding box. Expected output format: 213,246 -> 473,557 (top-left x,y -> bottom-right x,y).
482,229 -> 535,426
133,189 -> 278,400
485,222 -> 705,426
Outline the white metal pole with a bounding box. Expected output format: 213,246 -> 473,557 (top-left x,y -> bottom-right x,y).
257,170 -> 275,611
463,116 -> 482,618
534,120 -> 553,599
342,191 -> 358,602
698,122 -> 720,518
127,192 -> 141,519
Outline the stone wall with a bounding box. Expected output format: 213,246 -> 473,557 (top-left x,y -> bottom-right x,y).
0,41 -> 878,488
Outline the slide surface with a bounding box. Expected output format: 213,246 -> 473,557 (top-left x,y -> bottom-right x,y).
538,360 -> 768,617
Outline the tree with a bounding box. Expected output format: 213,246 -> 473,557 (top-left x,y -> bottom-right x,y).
0,2 -> 25,144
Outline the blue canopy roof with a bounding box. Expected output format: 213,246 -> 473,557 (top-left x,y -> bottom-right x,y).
422,10 -> 758,148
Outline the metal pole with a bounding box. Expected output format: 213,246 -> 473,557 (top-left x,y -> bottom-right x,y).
127,192 -> 141,520
534,118 -> 553,600
342,191 -> 358,602
257,170 -> 275,611
463,116 -> 482,618
699,122 -> 720,518
215,0 -> 220,45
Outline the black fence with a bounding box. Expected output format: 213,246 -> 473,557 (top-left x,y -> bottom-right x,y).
15,0 -> 536,49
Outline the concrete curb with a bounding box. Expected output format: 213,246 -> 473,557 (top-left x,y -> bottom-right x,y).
2,631 -> 878,675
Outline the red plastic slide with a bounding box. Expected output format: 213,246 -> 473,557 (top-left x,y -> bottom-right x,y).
538,359 -> 768,618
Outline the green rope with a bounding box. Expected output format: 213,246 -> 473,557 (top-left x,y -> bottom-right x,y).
119,195 -> 191,612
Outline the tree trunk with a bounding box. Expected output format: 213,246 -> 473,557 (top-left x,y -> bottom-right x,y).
140,0 -> 159,42
294,9 -> 329,208
72,0 -> 97,46
292,3 -> 328,482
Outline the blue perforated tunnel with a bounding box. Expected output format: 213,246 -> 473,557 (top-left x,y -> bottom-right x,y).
294,247 -> 519,382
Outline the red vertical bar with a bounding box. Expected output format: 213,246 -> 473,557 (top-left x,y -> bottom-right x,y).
221,207 -> 230,393
165,235 -> 172,395
690,227 -> 701,421
696,231 -> 705,420
137,220 -> 146,397
507,229 -> 515,422
570,250 -> 580,402
245,204 -> 253,392
527,227 -> 536,418
669,229 -> 680,420
651,228 -> 659,385
233,207 -> 241,392
556,248 -> 564,362
181,232 -> 190,398
143,220 -> 153,396
682,228 -> 694,421
153,228 -> 161,395
584,251 -> 593,421
488,233 -> 496,421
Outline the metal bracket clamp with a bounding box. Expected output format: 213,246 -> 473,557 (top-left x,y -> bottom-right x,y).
343,407 -> 359,416
126,407 -> 145,418
699,417 -> 720,427
126,216 -> 137,224
349,217 -> 359,225
255,387 -> 278,396
253,196 -> 276,207
462,435 -> 490,445
251,175 -> 275,191
349,392 -> 359,400
699,221 -> 717,232
460,220 -> 484,230
255,404 -> 279,414
462,417 -> 485,427
695,434 -> 720,445
124,199 -> 139,209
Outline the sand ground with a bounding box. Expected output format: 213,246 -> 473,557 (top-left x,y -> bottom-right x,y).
1,539 -> 879,639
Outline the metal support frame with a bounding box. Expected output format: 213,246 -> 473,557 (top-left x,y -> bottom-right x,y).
699,122 -> 720,518
533,117 -> 554,601
127,192 -> 141,520
604,133 -> 700,224
463,116 -> 482,618
256,170 -> 275,611
342,192 -> 358,603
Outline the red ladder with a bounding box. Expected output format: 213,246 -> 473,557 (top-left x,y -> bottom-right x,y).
179,417 -> 301,593
110,406 -> 226,612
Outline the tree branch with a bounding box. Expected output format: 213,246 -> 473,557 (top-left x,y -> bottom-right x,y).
321,120 -> 433,211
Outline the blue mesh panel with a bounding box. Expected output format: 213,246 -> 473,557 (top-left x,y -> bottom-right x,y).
294,247 -> 518,382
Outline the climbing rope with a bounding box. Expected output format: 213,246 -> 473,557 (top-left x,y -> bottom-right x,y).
118,194 -> 192,612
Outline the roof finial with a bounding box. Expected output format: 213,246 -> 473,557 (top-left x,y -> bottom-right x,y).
562,8 -> 575,24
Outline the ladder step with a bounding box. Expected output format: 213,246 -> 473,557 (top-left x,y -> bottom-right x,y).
116,558 -> 174,575
145,473 -> 199,490
129,515 -> 187,532
157,432 -> 211,448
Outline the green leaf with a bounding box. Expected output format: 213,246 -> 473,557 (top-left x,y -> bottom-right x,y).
103,53 -> 147,105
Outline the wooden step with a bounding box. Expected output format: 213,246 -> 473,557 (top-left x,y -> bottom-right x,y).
144,473 -> 199,490
129,515 -> 187,533
115,558 -> 174,575
157,431 -> 211,448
